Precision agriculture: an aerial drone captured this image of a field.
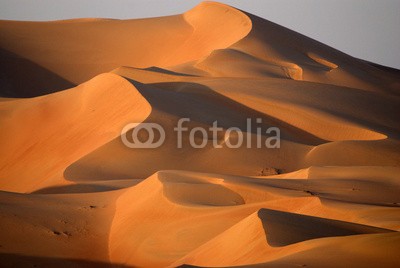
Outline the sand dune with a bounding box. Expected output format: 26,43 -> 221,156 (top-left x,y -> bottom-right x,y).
171,208 -> 394,267
0,2 -> 251,97
108,170 -> 400,267
0,73 -> 151,192
0,1 -> 399,267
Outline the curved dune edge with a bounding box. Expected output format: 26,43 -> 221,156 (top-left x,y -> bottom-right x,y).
107,171 -> 238,266
162,1 -> 252,65
213,91 -> 387,141
107,171 -> 314,267
108,168 -> 400,267
198,79 -> 389,141
169,2 -> 399,94
110,68 -> 391,142
190,48 -> 303,80
305,139 -> 400,167
62,70 -> 399,192
61,76 -> 315,184
1,1 -> 398,96
159,172 -> 245,206
307,52 -> 338,70
0,73 -> 151,193
0,1 -> 253,92
171,208 -> 393,267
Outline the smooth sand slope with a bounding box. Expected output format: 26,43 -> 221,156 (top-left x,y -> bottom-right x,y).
0,73 -> 151,192
0,1 -> 400,267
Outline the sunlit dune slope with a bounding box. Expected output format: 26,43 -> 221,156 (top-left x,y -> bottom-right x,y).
0,73 -> 150,192
109,169 -> 400,267
172,209 -> 396,267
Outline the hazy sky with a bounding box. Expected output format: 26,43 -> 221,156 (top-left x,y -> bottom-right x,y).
1,0 -> 399,69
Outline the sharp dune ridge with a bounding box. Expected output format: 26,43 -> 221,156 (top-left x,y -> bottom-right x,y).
0,1 -> 399,267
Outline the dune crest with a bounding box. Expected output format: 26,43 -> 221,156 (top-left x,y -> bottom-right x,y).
164,1 -> 252,65
172,208 -> 393,267
0,73 -> 151,192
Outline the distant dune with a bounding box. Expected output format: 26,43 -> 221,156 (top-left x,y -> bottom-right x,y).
0,1 -> 399,267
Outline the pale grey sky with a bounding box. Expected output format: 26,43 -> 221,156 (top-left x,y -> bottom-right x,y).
1,0 -> 399,69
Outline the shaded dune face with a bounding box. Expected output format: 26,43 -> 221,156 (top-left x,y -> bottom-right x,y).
257,209 -> 393,247
227,11 -> 400,95
0,49 -> 75,98
0,1 -> 400,268
170,208 -> 395,267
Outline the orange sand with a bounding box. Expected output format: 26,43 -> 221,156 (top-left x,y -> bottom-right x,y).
0,1 -> 399,267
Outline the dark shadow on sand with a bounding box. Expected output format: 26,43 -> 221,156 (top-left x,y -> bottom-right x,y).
0,48 -> 75,98
0,253 -> 130,268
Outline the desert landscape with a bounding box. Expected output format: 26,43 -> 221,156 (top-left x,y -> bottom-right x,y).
0,1 -> 400,267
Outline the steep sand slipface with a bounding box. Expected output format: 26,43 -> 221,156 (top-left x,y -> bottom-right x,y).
193,48 -> 301,79
0,1 -> 400,267
108,171 -> 309,266
170,3 -> 400,95
197,79 -> 393,141
305,139 -> 400,167
0,48 -> 75,98
1,0 -> 398,96
237,12 -> 400,95
108,171 -> 306,267
76,69 -> 397,181
171,209 -> 395,267
0,73 -> 151,193
63,77 -> 317,183
109,170 -> 400,267
167,1 -> 251,64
